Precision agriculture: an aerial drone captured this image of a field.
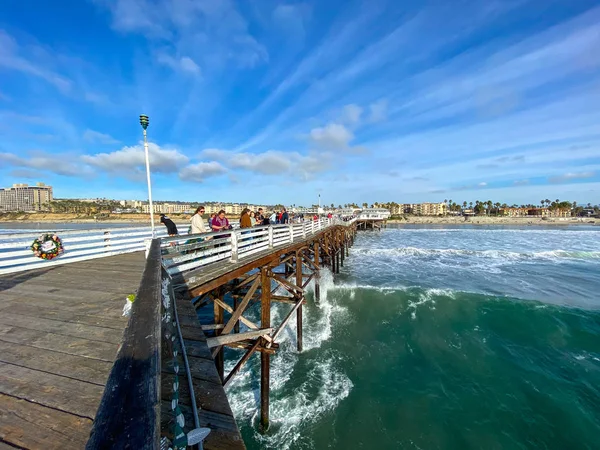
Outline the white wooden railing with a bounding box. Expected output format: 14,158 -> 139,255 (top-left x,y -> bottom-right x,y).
160,218 -> 356,277
0,217 -> 356,276
0,225 -> 184,275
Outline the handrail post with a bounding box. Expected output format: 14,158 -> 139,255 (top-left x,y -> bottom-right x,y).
302,221 -> 307,238
144,238 -> 152,258
289,224 -> 294,243
268,226 -> 273,248
230,231 -> 239,262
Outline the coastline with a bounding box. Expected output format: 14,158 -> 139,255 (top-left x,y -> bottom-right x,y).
387,216 -> 599,226
0,212 -> 598,226
0,213 -> 182,224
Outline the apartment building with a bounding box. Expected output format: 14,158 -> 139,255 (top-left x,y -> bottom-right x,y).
398,202 -> 447,216
141,203 -> 193,214
0,183 -> 53,212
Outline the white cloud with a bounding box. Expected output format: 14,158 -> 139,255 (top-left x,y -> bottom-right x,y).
229,150 -> 292,174
81,142 -> 189,174
478,182 -> 487,187
179,161 -> 226,182
548,171 -> 595,184
157,53 -> 201,75
0,151 -> 84,176
200,148 -> 230,160
83,129 -> 120,145
309,123 -> 354,149
513,179 -> 529,186
97,0 -> 268,70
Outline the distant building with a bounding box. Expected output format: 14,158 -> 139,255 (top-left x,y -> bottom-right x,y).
398,202 -> 447,216
0,183 -> 53,212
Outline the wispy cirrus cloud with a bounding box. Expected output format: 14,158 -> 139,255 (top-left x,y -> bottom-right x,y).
548,171 -> 596,184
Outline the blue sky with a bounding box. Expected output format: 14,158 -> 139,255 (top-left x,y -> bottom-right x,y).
1,0 -> 599,206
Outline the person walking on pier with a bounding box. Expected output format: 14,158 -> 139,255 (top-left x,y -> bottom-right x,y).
190,206 -> 207,234
250,210 -> 257,226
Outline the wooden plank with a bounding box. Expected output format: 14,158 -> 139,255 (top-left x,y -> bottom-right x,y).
160,402 -> 245,450
0,393 -> 93,449
0,313 -> 122,345
0,341 -> 112,386
86,239 -> 162,449
0,362 -> 103,419
0,291 -> 126,319
163,355 -> 222,386
0,325 -> 118,362
0,304 -> 126,330
207,328 -> 273,348
161,374 -> 234,417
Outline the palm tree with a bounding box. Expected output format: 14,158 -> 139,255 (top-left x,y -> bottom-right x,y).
463,201 -> 467,209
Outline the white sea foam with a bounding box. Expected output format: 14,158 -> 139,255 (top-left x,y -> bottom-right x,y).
353,247 -> 600,260
226,267 -> 354,449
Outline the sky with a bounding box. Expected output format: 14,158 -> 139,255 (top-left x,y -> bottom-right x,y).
1,0 -> 599,206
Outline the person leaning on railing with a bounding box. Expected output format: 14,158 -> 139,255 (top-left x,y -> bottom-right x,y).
240,208 -> 252,228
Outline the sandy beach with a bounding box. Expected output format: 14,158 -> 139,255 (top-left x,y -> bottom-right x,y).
0,212 -> 179,224
388,215 -> 599,226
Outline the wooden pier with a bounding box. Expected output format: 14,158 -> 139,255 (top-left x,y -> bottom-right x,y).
0,218 -> 357,449
0,253 -> 145,449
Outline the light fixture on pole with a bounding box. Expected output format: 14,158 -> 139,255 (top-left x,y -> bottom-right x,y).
139,114 -> 155,237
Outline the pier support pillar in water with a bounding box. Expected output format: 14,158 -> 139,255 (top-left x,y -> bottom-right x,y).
313,241 -> 320,302
260,267 -> 271,431
296,250 -> 303,352
341,244 -> 345,267
213,289 -> 225,382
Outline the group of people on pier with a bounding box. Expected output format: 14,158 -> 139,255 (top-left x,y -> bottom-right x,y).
160,206 -> 330,237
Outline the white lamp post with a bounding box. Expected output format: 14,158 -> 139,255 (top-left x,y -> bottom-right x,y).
139,114 -> 155,237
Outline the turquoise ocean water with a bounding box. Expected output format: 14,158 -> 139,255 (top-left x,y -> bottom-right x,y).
224,225 -> 600,449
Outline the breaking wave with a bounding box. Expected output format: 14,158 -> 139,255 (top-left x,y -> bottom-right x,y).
353,247 -> 600,261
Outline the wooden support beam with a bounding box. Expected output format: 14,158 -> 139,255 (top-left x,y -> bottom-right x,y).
272,295 -> 307,305
223,339 -> 262,389
314,241 -> 320,302
224,340 -> 278,354
207,328 -> 273,348
211,298 -> 273,344
271,273 -> 304,293
296,250 -> 303,352
234,272 -> 259,289
260,266 -> 271,432
213,289 -> 225,382
201,324 -> 225,331
220,278 -> 261,337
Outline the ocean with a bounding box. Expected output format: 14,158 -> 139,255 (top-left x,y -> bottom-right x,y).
224,225 -> 600,449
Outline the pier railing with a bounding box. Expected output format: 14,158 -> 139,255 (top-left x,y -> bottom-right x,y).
161,218 -> 352,278
0,225 -> 179,274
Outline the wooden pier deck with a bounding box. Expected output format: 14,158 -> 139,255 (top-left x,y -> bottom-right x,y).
0,253 -> 145,449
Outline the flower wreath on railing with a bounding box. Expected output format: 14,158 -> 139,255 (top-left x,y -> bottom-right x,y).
31,233 -> 64,260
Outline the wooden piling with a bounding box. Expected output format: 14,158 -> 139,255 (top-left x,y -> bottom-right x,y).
314,241 -> 320,302
296,250 -> 303,353
213,289 -> 225,382
260,267 -> 271,432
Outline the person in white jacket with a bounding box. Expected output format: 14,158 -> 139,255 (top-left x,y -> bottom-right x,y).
190,206 -> 207,234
